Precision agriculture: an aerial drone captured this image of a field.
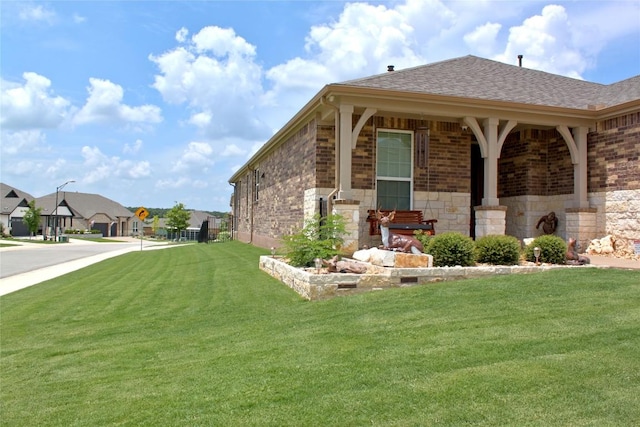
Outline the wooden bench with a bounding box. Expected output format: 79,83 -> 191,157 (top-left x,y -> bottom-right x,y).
366,210 -> 437,236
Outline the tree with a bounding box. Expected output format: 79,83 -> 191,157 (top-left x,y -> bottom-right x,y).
152,215 -> 159,236
166,202 -> 191,241
23,200 -> 42,239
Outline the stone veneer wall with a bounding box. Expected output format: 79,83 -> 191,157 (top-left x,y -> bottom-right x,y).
354,188 -> 471,249
587,112 -> 640,250
501,194 -> 572,241
260,255 -> 565,300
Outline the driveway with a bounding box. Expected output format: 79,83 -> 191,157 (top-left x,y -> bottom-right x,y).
0,237 -> 171,296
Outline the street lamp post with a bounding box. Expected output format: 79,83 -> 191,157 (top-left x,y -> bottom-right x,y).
54,180 -> 75,242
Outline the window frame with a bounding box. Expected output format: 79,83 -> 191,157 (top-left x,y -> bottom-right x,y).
375,129 -> 414,210
254,169 -> 260,202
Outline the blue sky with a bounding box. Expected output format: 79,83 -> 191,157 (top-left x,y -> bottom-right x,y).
2,0 -> 639,212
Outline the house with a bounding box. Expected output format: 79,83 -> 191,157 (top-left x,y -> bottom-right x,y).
229,55 -> 640,254
143,210 -> 225,241
1,183 -> 35,237
36,191 -> 134,237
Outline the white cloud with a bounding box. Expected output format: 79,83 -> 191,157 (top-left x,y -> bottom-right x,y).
464,22 -> 502,56
73,13 -> 86,24
155,177 -> 190,189
1,73 -> 72,130
176,27 -> 189,43
0,130 -> 49,154
494,5 -> 586,78
45,158 -> 67,177
123,139 -> 143,154
149,26 -> 269,140
19,4 -> 56,24
81,145 -> 151,183
73,78 -> 162,127
220,144 -> 245,157
171,141 -> 214,172
14,160 -> 42,176
127,161 -> 151,178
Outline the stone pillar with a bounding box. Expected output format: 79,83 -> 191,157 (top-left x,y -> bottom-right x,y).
475,205 -> 507,238
565,207 -> 598,252
332,199 -> 360,255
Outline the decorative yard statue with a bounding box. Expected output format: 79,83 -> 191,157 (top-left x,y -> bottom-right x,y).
536,211 -> 558,234
566,237 -> 591,265
376,210 -> 424,254
322,255 -> 368,274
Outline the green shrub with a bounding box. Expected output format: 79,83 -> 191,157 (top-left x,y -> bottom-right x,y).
475,234 -> 521,265
282,214 -> 346,267
413,230 -> 433,250
524,235 -> 567,264
426,232 -> 476,267
216,231 -> 231,242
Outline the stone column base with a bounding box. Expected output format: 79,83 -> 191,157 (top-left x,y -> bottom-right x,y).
332,199 -> 360,255
565,207 -> 598,252
475,205 -> 508,238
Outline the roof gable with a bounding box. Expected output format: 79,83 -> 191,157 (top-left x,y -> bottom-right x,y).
1,183 -> 35,214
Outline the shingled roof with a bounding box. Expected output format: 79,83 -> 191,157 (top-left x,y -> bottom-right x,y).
1,183 -> 35,213
36,191 -> 133,220
338,55 -> 640,110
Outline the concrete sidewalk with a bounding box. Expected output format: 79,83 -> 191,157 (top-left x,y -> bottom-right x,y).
588,254 -> 640,270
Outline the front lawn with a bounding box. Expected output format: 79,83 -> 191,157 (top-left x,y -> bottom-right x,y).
1,242 -> 639,426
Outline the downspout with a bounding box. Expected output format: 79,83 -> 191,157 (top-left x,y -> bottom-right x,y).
228,182 -> 236,240
320,96 -> 340,214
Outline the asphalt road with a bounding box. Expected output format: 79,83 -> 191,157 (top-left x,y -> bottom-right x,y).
0,238 -> 159,279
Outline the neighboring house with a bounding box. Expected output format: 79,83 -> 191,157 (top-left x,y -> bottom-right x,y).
229,55 -> 639,254
36,191 -> 133,237
1,183 -> 35,237
143,210 -> 224,241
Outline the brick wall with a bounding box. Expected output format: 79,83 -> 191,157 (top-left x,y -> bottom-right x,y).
499,129 -> 573,197
588,112 -> 640,192
316,116 -> 471,193
235,119 -> 318,243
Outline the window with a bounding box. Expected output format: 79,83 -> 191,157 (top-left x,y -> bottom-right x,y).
245,173 -> 249,211
376,130 -> 413,210
254,169 -> 260,202
132,220 -> 139,233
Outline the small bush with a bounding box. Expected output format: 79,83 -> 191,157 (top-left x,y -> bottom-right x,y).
525,235 -> 567,264
282,214 -> 346,267
426,232 -> 475,267
216,231 -> 231,242
413,230 -> 433,250
475,234 -> 521,265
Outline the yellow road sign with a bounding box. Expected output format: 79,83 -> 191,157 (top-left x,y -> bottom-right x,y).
135,207 -> 149,221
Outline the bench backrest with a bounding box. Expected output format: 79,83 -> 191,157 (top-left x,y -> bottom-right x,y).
366,210 -> 424,235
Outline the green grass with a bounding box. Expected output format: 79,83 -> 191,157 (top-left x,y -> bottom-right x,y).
1,242 -> 639,426
74,237 -> 126,243
0,242 -> 20,247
